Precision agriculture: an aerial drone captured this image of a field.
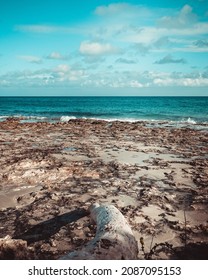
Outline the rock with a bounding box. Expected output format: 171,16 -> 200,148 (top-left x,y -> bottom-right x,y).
60,203 -> 138,260
0,235 -> 34,259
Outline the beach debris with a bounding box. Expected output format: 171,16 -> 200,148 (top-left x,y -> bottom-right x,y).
60,203 -> 138,259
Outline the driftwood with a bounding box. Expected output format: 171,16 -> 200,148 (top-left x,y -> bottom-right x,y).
60,203 -> 138,260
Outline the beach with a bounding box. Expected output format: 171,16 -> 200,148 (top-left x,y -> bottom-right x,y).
0,117 -> 207,259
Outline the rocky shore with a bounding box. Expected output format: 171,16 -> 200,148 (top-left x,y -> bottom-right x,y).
0,118 -> 207,259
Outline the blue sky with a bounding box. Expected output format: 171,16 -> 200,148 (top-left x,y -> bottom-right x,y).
0,0 -> 208,96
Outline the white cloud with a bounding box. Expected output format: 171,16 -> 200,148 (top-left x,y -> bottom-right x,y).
1,67 -> 208,89
53,64 -> 86,82
0,79 -> 10,86
79,41 -> 119,56
129,80 -> 144,88
54,64 -> 70,72
92,3 -> 207,53
154,77 -> 208,87
125,21 -> 208,44
46,52 -> 70,60
17,55 -> 42,64
0,64 -> 87,87
171,22 -> 208,36
125,26 -> 167,45
14,5 -> 208,58
153,71 -> 208,87
94,3 -> 151,18
158,5 -> 197,29
95,3 -> 131,16
103,4 -> 206,55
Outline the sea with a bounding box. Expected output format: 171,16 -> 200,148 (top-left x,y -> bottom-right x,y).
0,96 -> 207,130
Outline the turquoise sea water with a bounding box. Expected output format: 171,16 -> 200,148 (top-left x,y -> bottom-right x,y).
0,96 -> 207,129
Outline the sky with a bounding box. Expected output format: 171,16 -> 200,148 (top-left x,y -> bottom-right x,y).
0,0 -> 208,96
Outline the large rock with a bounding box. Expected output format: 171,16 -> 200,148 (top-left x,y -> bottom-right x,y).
60,203 -> 138,260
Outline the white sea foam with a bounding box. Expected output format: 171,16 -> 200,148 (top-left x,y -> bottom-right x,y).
60,116 -> 76,122
185,117 -> 197,124
86,117 -> 146,123
25,116 -> 47,120
0,115 -> 47,121
103,118 -> 138,123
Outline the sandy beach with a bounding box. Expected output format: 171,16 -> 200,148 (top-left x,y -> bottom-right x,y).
0,118 -> 207,259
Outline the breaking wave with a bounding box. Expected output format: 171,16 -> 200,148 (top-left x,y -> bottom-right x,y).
60,116 -> 77,122
24,116 -> 47,120
0,115 -> 48,122
180,117 -> 197,124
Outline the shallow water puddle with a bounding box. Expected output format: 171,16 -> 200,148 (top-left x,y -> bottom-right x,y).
0,185 -> 42,209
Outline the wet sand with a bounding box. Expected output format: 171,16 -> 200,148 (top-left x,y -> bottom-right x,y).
0,118 -> 207,259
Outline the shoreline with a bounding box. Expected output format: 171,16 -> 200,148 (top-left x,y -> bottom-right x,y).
0,118 -> 207,259
1,115 -> 208,130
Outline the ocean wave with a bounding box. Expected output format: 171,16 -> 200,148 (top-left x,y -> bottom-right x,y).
24,116 -> 47,120
0,115 -> 47,120
60,116 -> 77,122
81,117 -> 139,123
179,117 -> 197,124
0,115 -> 48,123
